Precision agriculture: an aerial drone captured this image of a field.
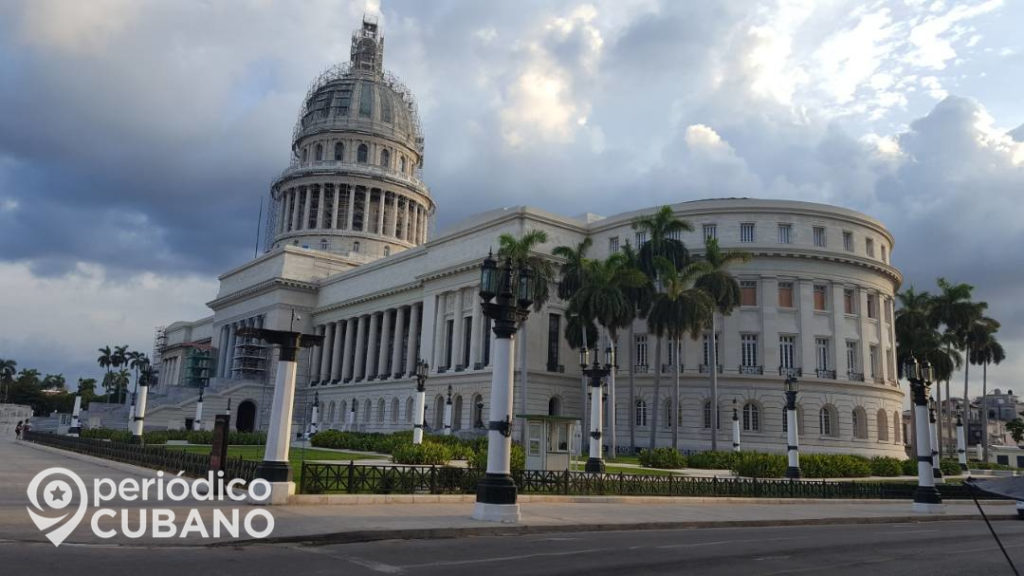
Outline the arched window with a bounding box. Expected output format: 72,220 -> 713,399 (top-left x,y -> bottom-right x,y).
334,142 -> 344,161
377,398 -> 386,424
383,246 -> 390,256
357,143 -> 368,163
473,394 -> 484,428
301,148 -> 308,163
380,149 -> 390,168
703,400 -> 712,429
405,397 -> 414,424
353,241 -> 360,253
548,396 -> 561,416
893,411 -> 902,443
400,156 -> 406,173
852,407 -> 867,439
327,401 -> 335,424
876,409 -> 889,441
453,396 -> 463,430
664,399 -> 673,428
320,239 -> 329,250
363,399 -> 371,423
340,400 -> 347,423
391,398 -> 399,424
315,143 -> 323,161
352,398 -> 358,421
635,399 -> 648,427
743,402 -> 760,432
820,405 -> 837,437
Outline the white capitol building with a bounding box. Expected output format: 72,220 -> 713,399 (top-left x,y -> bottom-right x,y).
139,19 -> 906,459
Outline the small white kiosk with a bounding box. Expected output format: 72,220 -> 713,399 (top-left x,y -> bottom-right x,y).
519,414 -> 580,471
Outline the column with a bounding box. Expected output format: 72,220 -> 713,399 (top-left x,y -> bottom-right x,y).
366,312 -> 380,379
389,195 -> 399,237
330,320 -> 344,382
411,203 -> 419,246
217,326 -> 229,377
797,280 -> 816,376
312,325 -> 326,383
317,324 -> 332,383
859,288 -> 872,381
420,207 -> 428,243
433,293 -> 446,370
225,322 -> 238,379
276,192 -> 286,234
301,187 -> 312,231
317,186 -> 325,229
406,303 -> 421,374
391,306 -> 406,377
377,309 -> 392,378
452,289 -> 466,370
353,315 -> 367,381
376,190 -> 386,235
469,295 -> 483,369
333,184 -> 342,229
346,187 -> 356,231
290,189 -> 300,232
761,277 -> 779,372
343,317 -> 357,381
405,200 -> 413,241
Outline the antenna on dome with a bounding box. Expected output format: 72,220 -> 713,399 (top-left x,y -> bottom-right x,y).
254,197 -> 263,259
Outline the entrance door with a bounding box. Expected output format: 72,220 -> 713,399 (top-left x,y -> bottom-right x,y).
236,401 -> 256,432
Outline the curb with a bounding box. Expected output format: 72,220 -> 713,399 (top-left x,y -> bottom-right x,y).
224,513 -> 1017,547
288,493 -> 1014,506
15,440 -> 164,478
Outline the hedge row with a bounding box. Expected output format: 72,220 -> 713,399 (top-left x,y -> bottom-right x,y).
310,430 -> 522,471
80,427 -> 266,446
663,449 -> 958,479
638,447 -> 687,469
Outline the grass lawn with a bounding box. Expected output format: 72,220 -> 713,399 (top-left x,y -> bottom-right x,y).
164,444 -> 377,463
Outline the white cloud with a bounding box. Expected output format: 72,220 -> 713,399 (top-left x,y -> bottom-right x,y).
905,0 -> 1002,69
17,0 -> 139,55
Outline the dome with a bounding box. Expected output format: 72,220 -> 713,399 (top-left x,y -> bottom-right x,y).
291,19 -> 423,158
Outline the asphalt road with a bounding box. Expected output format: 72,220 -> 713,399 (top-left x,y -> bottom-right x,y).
3,520 -> 1023,576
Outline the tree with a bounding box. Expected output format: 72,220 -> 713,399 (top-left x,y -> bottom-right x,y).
648,258 -> 713,450
41,374 -> 66,390
1007,418 -> 1024,445
112,345 -> 129,403
553,237 -> 592,302
618,242 -> 652,451
77,377 -> 97,405
969,318 -> 1005,462
497,229 -> 554,444
97,346 -> 114,399
693,237 -> 751,451
631,206 -> 693,450
0,358 -> 15,403
570,252 -> 649,457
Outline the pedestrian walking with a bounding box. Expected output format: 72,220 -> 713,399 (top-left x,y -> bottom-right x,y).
14,420 -> 22,439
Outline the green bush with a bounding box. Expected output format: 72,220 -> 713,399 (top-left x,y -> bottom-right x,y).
869,457 -> 904,477
391,443 -> 452,465
800,454 -> 871,478
469,442 -> 525,473
901,458 -> 917,476
732,452 -> 787,478
686,451 -> 738,470
310,430 -> 411,453
968,460 -> 1013,471
940,458 -> 962,476
638,447 -> 687,469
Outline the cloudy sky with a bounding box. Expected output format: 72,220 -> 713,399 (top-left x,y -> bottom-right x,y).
1,0 -> 1022,399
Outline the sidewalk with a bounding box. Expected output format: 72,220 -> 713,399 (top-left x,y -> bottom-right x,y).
1,437 -> 1015,548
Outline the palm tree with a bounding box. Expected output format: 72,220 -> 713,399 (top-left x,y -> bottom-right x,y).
618,242 -> 652,451
632,206 -> 693,450
112,345 -> 129,403
498,230 -> 554,444
693,237 -> 752,451
554,237 -> 594,454
895,287 -> 937,368
929,278 -> 983,454
570,253 -> 649,457
648,258 -> 714,450
77,378 -> 97,403
41,374 -> 66,390
968,318 -> 1004,462
0,358 -> 16,403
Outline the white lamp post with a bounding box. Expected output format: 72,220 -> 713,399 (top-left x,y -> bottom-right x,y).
413,359 -> 428,444
905,357 -> 943,513
732,399 -> 741,452
309,392 -> 320,437
472,251 -> 533,523
194,387 -> 204,431
131,368 -> 152,443
929,398 -> 943,483
784,372 -> 800,479
581,347 -> 611,473
955,412 -> 968,471
443,385 -> 453,436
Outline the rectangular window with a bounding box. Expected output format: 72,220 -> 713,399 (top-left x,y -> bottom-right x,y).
867,293 -> 878,319
813,226 -> 826,247
843,231 -> 854,252
816,338 -> 830,371
846,341 -> 858,373
463,316 -> 473,368
703,224 -> 717,241
778,223 -> 792,244
547,314 -> 560,370
359,83 -> 373,117
778,282 -> 794,308
482,317 -> 492,366
869,345 -> 879,378
866,238 -> 875,257
741,334 -> 758,367
608,236 -> 619,253
813,285 -> 828,311
444,319 -> 454,369
881,245 -> 887,263
740,280 -> 757,306
779,336 -> 796,369
740,223 -> 755,243
702,333 -> 720,366
844,289 -> 855,315
635,231 -> 648,247
635,335 -> 648,369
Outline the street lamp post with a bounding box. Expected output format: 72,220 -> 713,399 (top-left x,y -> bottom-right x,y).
237,326 -> 322,505
955,412 -> 968,471
131,368 -> 152,444
929,398 -> 943,483
443,385 -> 453,436
413,359 -> 429,444
581,347 -> 611,473
904,357 -> 943,513
473,251 -> 533,523
194,386 -> 204,431
784,373 -> 800,479
309,392 -> 320,437
732,399 -> 741,452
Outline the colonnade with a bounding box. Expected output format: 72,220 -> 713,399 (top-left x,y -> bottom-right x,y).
310,303 -> 423,385
216,314 -> 266,379
274,182 -> 428,244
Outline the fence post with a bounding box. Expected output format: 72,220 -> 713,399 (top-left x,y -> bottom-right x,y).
563,469 -> 569,495
430,465 -> 437,494
347,460 -> 356,494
